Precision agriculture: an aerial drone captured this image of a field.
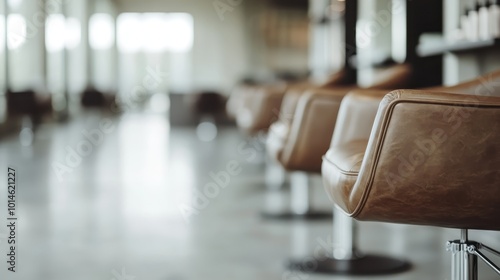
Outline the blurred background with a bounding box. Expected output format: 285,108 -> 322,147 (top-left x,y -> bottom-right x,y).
0,0 -> 498,279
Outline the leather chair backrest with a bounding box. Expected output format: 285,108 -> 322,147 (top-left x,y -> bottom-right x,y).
318,69 -> 348,88
368,63 -> 413,90
434,70 -> 500,97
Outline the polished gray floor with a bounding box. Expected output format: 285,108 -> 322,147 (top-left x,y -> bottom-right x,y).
0,112 -> 499,280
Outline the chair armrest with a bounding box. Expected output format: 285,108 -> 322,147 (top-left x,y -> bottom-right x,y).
349,89 -> 500,230
279,87 -> 354,172
330,89 -> 393,148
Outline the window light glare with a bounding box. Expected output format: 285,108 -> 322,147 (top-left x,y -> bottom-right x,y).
65,17 -> 81,49
142,14 -> 170,52
166,13 -> 193,53
117,13 -> 193,53
117,13 -> 142,53
46,14 -> 65,52
7,14 -> 27,50
89,13 -> 114,50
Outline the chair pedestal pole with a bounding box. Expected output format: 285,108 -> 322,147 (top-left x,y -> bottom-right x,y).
288,207 -> 411,275
448,230 -> 478,280
262,172 -> 331,220
265,156 -> 287,191
290,172 -> 310,215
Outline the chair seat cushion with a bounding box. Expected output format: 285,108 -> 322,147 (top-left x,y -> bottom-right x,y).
322,139 -> 368,213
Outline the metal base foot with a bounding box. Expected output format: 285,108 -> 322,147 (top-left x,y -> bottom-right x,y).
261,211 -> 332,221
288,255 -> 411,275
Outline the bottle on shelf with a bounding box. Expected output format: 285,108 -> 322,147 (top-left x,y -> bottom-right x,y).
461,5 -> 471,41
467,0 -> 480,41
479,0 -> 490,40
489,0 -> 500,38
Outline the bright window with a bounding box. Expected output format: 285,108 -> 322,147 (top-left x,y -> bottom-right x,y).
89,13 -> 114,50
117,13 -> 142,53
7,14 -> 26,50
46,14 -> 65,52
65,17 -> 81,50
117,13 -> 193,53
46,16 -> 81,52
142,14 -> 170,52
166,13 -> 193,53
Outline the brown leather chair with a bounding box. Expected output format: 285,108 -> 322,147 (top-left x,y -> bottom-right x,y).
268,63 -> 412,172
234,82 -> 287,136
264,64 -> 412,220
227,70 -> 349,136
225,71 -> 352,191
321,70 -> 500,277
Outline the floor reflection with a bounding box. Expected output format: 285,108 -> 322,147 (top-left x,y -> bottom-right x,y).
0,111 -> 498,280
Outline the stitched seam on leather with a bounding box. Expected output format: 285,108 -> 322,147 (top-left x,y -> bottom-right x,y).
281,93 -> 314,167
352,160 -> 363,172
351,91 -> 401,217
322,156 -> 359,176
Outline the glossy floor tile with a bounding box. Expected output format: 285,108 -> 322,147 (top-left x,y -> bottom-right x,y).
0,112 -> 498,280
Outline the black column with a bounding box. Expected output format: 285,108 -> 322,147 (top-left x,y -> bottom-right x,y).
344,0 -> 357,84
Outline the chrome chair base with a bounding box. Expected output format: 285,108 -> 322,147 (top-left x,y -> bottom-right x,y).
447,230 -> 500,280
285,208 -> 411,275
287,255 -> 411,275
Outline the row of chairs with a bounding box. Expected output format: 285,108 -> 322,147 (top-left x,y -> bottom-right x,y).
227,65 -> 500,279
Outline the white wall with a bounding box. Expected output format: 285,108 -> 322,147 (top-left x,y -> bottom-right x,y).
116,0 -> 250,94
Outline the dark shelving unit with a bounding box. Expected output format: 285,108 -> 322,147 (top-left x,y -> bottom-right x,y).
406,0 -> 444,88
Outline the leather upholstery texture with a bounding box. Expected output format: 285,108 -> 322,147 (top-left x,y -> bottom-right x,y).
267,64 -> 413,173
322,70 -> 500,230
